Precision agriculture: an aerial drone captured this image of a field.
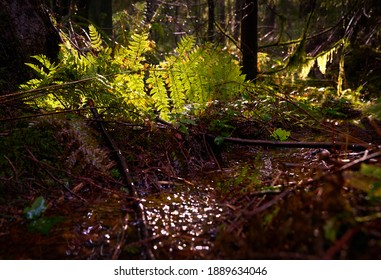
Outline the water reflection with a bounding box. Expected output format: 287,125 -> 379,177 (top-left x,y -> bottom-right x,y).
144,185 -> 224,256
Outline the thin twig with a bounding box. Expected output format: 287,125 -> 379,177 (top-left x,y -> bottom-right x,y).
3,155 -> 16,180
112,213 -> 129,260
323,226 -> 359,259
244,188 -> 293,217
0,107 -> 108,122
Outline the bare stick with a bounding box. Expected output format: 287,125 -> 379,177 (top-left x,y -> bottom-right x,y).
211,135 -> 369,151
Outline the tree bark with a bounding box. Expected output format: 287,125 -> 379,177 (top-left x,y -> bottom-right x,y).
207,0 -> 215,41
240,0 -> 258,81
216,0 -> 226,43
0,0 -> 60,94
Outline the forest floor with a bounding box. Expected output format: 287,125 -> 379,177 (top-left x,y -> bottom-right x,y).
1,109 -> 381,259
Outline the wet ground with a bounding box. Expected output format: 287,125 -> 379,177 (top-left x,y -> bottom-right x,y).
0,144 -> 302,259
142,184 -> 227,259
1,117 -> 380,259
134,145 -> 351,259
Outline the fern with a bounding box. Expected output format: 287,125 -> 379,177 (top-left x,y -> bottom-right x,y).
89,24 -> 103,51
164,36 -> 199,112
174,35 -> 196,59
112,32 -> 153,119
24,55 -> 57,78
20,26 -> 246,123
168,69 -> 186,113
115,32 -> 152,71
147,66 -> 170,119
22,55 -> 58,85
153,35 -> 245,116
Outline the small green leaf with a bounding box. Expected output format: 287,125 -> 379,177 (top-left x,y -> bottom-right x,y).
272,128 -> 290,141
23,196 -> 47,220
324,218 -> 338,242
214,136 -> 225,145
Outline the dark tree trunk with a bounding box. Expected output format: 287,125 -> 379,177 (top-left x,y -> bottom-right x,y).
240,0 -> 258,81
216,0 -> 226,43
207,0 -> 215,41
0,0 -> 60,94
191,0 -> 202,39
91,0 -> 112,36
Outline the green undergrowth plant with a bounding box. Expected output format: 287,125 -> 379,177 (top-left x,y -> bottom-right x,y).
20,25 -> 246,124
215,163 -> 262,194
23,196 -> 62,235
272,128 -> 290,141
215,150 -> 265,194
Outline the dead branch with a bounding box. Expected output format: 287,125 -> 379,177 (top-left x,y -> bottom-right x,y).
88,99 -> 136,197
88,99 -> 155,259
244,188 -> 293,217
211,134 -> 370,151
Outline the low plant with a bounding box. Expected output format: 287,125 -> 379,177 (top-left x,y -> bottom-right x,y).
23,196 -> 62,235
20,25 -> 246,124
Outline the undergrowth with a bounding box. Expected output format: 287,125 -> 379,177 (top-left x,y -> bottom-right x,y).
20,25 -> 246,124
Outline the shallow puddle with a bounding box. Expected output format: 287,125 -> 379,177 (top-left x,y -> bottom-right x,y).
138,147 -> 327,258
142,184 -> 227,259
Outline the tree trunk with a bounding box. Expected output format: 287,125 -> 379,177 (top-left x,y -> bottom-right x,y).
0,0 -> 60,94
207,0 -> 215,41
216,0 -> 226,43
240,0 -> 258,81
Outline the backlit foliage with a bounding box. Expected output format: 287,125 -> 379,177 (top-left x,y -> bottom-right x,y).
20,26 -> 245,122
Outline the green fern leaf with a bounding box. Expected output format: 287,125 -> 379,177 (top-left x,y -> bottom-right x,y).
125,32 -> 151,70
25,55 -> 57,78
147,67 -> 170,120
89,24 -> 103,51
162,35 -> 197,113
31,55 -> 55,70
19,78 -> 42,90
175,35 -> 196,58
168,69 -> 186,113
24,63 -> 47,78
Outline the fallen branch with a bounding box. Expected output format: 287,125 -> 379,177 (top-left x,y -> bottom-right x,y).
338,150 -> 381,172
88,100 -> 136,197
88,99 -> 154,259
210,135 -> 370,151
